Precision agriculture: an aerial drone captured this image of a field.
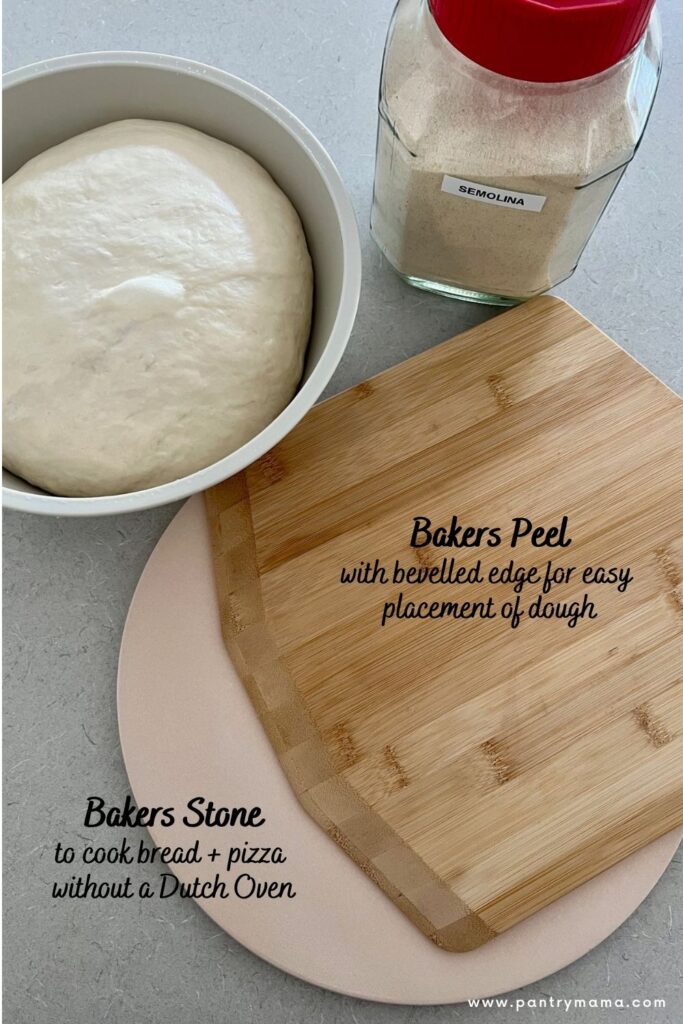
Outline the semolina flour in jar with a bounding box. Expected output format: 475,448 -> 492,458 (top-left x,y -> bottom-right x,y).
371,0 -> 661,301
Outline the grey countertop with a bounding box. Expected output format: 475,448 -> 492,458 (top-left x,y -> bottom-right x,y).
4,2 -> 682,1021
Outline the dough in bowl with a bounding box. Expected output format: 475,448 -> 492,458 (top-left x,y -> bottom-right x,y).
3,119 -> 313,496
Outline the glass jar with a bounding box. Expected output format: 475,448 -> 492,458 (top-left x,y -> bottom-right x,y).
371,0 -> 662,305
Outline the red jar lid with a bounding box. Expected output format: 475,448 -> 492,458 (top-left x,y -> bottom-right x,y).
429,0 -> 656,83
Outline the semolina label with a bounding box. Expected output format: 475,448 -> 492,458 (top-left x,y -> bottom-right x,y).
441,174 -> 547,212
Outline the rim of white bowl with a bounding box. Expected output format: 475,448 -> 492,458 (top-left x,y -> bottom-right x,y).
3,51 -> 362,516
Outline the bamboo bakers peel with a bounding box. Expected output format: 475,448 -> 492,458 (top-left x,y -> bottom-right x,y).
205,297 -> 683,951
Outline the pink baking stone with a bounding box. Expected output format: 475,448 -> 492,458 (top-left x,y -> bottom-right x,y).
117,495 -> 681,1005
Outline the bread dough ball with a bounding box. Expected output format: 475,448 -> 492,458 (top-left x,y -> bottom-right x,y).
3,119 -> 313,496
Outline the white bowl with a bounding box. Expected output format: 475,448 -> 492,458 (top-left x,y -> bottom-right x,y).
2,52 -> 361,516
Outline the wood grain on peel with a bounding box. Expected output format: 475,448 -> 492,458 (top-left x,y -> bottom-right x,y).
414,546 -> 433,568
332,723 -> 361,769
354,380 -> 375,399
205,297 -> 683,951
486,373 -> 513,411
383,744 -> 410,792
633,704 -> 674,748
655,547 -> 683,617
480,738 -> 515,786
258,450 -> 286,485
